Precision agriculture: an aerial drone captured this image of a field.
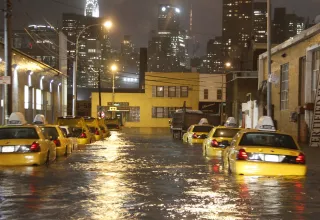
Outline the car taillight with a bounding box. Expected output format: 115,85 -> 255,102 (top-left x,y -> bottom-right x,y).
192,133 -> 198,139
80,132 -> 87,138
53,139 -> 61,147
116,125 -> 119,129
237,149 -> 248,160
95,130 -> 100,135
30,142 -> 41,152
211,139 -> 219,147
296,153 -> 306,164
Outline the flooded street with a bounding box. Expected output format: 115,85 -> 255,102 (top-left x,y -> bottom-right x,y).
1,128 -> 320,220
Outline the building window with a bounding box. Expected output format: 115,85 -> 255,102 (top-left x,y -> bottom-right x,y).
36,89 -> 43,110
280,63 -> 289,110
181,86 -> 188,97
168,86 -> 176,97
156,107 -> 164,118
24,86 -> 29,109
156,86 -> 164,97
204,89 -> 209,99
312,50 -> 320,102
127,107 -> 140,122
217,89 -> 222,100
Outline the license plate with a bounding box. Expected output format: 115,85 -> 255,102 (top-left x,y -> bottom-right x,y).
2,146 -> 15,153
265,154 -> 279,162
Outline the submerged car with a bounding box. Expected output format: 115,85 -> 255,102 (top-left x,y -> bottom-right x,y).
56,116 -> 94,146
182,124 -> 213,144
223,116 -> 307,176
202,126 -> 241,157
83,117 -> 103,141
0,112 -> 56,166
98,118 -> 111,138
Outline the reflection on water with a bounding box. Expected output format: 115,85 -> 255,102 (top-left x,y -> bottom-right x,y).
0,129 -> 320,219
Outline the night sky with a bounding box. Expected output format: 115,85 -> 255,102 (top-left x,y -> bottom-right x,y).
8,0 -> 320,55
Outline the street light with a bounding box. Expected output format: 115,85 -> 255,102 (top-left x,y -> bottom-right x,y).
72,20 -> 112,116
110,64 -> 118,108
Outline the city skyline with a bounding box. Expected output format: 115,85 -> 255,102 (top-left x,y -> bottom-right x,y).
6,0 -> 320,55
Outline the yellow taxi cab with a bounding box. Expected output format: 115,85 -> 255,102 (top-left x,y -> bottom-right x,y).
182,119 -> 213,144
56,116 -> 94,147
223,116 -> 307,176
202,126 -> 241,157
105,118 -> 121,131
98,118 -> 111,138
34,115 -> 73,157
83,116 -> 103,141
0,112 -> 56,166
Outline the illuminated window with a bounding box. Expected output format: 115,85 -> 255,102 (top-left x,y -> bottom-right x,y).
156,86 -> 164,97
36,89 -> 43,110
24,86 -> 29,109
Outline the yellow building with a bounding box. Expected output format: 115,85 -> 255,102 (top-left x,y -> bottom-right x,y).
258,23 -> 320,142
91,72 -> 200,127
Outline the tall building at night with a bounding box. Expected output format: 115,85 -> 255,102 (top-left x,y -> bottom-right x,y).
198,37 -> 223,73
222,0 -> 253,70
253,2 -> 267,43
0,25 -> 61,69
85,0 -> 99,18
62,13 -> 109,89
120,35 -> 139,74
148,4 -> 188,72
272,8 -> 305,44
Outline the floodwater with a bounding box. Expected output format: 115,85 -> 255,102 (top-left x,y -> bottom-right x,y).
1,128 -> 320,220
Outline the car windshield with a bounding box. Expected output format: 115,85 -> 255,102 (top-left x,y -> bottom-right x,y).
41,127 -> 59,140
193,126 -> 213,132
100,126 -> 105,131
239,132 -> 298,149
212,128 -> 240,138
0,127 -> 39,139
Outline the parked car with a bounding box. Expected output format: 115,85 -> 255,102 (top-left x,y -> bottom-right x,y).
56,116 -> 94,146
83,117 -> 103,141
0,112 -> 56,166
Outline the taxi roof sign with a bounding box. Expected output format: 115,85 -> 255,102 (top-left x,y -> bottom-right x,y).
33,114 -> 47,125
224,117 -> 237,127
8,112 -> 27,125
199,118 -> 209,125
255,116 -> 276,131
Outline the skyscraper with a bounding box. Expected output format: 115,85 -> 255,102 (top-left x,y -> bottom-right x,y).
62,13 -> 108,88
148,4 -> 188,72
222,0 -> 253,70
85,0 -> 99,18
273,8 -> 305,44
253,2 -> 267,43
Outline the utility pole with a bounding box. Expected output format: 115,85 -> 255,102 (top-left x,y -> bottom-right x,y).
3,0 -> 13,124
267,0 -> 272,117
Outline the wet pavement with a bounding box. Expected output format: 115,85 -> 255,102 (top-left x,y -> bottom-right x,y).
1,128 -> 320,219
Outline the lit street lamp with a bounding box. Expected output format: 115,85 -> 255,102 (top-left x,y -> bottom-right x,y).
72,20 -> 112,116
110,64 -> 118,107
